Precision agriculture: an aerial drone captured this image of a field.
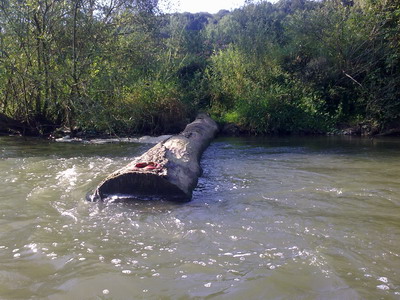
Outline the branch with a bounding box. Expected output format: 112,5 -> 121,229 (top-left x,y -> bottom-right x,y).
342,70 -> 363,87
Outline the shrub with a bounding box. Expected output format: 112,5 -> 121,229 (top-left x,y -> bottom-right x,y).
208,46 -> 330,134
74,79 -> 188,135
119,79 -> 188,134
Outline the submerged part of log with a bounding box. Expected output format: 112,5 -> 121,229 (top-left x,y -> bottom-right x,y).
89,114 -> 219,202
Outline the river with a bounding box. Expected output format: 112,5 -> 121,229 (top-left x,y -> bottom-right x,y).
0,136 -> 399,299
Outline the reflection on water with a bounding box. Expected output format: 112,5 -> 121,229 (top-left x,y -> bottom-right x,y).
0,136 -> 399,299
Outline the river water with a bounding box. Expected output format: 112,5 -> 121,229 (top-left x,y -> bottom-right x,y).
0,136 -> 399,299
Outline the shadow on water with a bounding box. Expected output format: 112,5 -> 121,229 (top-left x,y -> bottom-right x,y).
216,135 -> 400,154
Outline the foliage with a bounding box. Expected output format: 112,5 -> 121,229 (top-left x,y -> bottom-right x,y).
208,45 -> 330,134
0,0 -> 399,135
74,79 -> 187,135
206,0 -> 400,133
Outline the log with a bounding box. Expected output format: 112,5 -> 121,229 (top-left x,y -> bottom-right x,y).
89,113 -> 219,202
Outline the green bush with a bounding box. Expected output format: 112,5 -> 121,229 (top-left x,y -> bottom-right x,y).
119,79 -> 188,134
74,79 -> 188,135
208,46 -> 330,134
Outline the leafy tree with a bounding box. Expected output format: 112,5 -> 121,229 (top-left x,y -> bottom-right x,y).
1,0 -> 399,135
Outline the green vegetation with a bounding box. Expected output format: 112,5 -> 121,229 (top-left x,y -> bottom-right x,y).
0,0 -> 399,135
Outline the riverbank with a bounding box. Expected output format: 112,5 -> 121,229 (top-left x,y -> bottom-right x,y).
218,121 -> 400,137
2,122 -> 400,140
2,112 -> 400,139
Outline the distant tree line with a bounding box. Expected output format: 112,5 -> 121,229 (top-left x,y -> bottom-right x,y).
0,0 -> 399,135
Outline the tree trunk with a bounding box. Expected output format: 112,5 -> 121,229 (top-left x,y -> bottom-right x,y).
89,114 -> 219,202
0,113 -> 35,135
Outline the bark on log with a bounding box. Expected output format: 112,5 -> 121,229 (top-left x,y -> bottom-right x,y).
90,113 -> 219,202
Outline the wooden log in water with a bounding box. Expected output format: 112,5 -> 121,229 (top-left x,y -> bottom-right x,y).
90,113 -> 219,202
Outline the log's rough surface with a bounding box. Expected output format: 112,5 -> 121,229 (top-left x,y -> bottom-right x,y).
90,114 -> 219,202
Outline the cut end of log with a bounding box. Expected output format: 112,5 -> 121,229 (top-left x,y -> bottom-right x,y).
90,171 -> 190,202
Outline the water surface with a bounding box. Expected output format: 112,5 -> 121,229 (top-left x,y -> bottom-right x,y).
0,136 -> 399,299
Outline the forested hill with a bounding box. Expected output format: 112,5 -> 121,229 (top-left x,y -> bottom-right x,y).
0,0 -> 399,136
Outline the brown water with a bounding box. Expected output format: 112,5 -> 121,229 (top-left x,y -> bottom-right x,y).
0,136 -> 399,299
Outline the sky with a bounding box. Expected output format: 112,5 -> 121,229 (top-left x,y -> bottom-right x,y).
162,0 -> 247,14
